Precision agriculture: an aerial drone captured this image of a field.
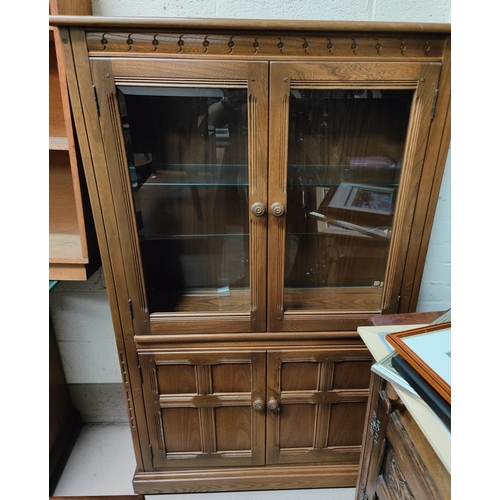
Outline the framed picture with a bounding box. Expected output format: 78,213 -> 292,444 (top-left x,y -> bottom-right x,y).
385,322 -> 451,404
313,187 -> 369,237
318,183 -> 394,227
328,183 -> 394,214
371,350 -> 420,399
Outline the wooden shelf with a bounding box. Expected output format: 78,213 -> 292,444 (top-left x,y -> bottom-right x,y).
49,136 -> 69,150
49,0 -> 98,280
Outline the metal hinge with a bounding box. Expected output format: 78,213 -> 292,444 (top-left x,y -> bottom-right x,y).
149,444 -> 154,464
93,85 -> 100,117
396,295 -> 401,314
430,89 -> 438,120
138,363 -> 143,384
128,299 -> 134,320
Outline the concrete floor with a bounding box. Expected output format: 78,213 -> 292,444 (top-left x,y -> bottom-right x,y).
52,423 -> 356,499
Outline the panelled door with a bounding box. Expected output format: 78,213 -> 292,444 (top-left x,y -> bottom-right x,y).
90,58 -> 269,335
139,350 -> 267,468
266,347 -> 372,465
139,347 -> 371,469
267,61 -> 442,332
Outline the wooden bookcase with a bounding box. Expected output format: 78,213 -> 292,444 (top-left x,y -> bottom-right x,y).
49,0 -> 98,280
50,16 -> 451,494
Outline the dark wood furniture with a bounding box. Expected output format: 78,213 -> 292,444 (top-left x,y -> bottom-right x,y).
50,16 -> 451,494
355,312 -> 451,499
369,310 -> 444,326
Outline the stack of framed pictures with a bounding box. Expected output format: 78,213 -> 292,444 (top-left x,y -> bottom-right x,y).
383,321 -> 451,429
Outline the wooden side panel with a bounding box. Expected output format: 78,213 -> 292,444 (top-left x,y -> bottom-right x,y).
266,347 -> 371,465
140,350 -> 266,468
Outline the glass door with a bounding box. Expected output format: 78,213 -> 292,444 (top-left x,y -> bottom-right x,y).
268,61 -> 441,332
91,59 -> 268,334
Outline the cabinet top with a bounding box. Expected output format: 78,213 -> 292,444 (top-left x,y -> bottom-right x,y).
48,15 -> 450,35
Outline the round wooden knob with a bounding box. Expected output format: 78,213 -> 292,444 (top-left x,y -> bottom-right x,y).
253,398 -> 265,411
251,202 -> 266,217
379,391 -> 406,414
270,202 -> 285,217
267,398 -> 280,413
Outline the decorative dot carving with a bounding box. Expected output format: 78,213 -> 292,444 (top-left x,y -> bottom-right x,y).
278,37 -> 284,53
87,31 -> 445,59
126,34 -> 133,51
253,38 -> 260,55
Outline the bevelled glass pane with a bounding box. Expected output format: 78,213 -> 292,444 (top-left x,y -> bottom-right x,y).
118,87 -> 249,314
284,89 -> 413,311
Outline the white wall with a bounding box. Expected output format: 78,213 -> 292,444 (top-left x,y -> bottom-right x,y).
91,0 -> 450,22
49,0 -> 451,422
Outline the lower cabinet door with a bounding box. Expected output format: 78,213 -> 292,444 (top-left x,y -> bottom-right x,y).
266,348 -> 372,465
139,350 -> 267,468
139,346 -> 371,470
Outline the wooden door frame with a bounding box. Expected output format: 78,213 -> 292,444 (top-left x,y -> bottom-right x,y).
89,57 -> 269,335
267,60 -> 442,332
139,349 -> 267,468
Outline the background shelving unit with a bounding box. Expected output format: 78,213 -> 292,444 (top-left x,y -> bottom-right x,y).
49,0 -> 99,280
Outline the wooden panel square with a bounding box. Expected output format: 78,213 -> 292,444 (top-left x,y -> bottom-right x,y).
157,364 -> 197,394
328,402 -> 366,447
333,361 -> 372,390
281,362 -> 318,391
279,404 -> 315,448
212,362 -> 251,393
162,408 -> 202,452
214,407 -> 252,451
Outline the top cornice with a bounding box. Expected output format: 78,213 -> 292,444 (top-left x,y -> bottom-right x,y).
48,15 -> 451,35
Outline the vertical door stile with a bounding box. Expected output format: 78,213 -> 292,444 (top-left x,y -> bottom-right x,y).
314,361 -> 335,450
267,64 -> 290,331
381,63 -> 442,314
248,62 -> 269,332
196,364 -> 216,455
266,351 -> 281,463
251,350 -> 267,464
90,58 -> 150,334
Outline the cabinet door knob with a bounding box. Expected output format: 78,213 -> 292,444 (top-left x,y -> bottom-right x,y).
379,390 -> 406,414
267,398 -> 280,413
270,202 -> 285,217
251,202 -> 266,217
253,398 -> 265,411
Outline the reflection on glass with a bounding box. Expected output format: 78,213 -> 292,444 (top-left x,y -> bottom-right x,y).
285,89 -> 413,310
118,87 -> 249,313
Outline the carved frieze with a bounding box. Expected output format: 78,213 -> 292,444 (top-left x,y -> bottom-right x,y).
86,31 -> 445,59
384,444 -> 416,500
369,410 -> 380,445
